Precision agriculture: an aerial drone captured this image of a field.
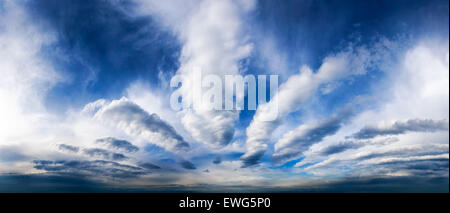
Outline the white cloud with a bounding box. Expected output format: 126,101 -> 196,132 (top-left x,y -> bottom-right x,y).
0,0 -> 62,145
86,97 -> 190,153
272,109 -> 353,165
293,39 -> 449,178
242,45 -> 376,166
133,0 -> 255,149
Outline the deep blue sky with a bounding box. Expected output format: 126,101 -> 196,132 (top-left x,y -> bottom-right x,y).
0,0 -> 448,192
25,0 -> 448,113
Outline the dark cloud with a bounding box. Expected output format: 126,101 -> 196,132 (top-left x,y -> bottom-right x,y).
320,141 -> 363,155
83,148 -> 110,157
379,158 -> 449,176
96,137 -> 139,153
350,119 -> 449,139
111,153 -> 128,161
33,160 -> 146,179
58,144 -> 80,153
139,162 -> 161,170
213,156 -> 222,164
241,150 -> 265,168
83,148 -> 128,161
180,161 -> 196,170
272,109 -> 354,164
409,161 -> 449,177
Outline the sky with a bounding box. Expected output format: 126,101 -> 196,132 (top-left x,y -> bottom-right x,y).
0,0 -> 449,192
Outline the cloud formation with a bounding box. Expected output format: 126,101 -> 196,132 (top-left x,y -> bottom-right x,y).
213,156 -> 222,164
83,148 -> 128,161
0,0 -> 448,192
139,162 -> 161,170
271,109 -> 354,165
85,98 -> 189,152
180,160 -> 196,170
58,144 -> 80,153
33,160 -> 146,179
350,119 -> 449,139
95,137 -> 139,153
319,141 -> 364,156
242,45 -> 378,166
0,0 -> 61,144
135,0 -> 255,148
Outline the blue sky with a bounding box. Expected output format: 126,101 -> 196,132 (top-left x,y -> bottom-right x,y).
0,0 -> 449,192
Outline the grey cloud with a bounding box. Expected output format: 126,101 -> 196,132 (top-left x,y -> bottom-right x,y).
58,144 -> 80,153
96,137 -> 139,153
320,141 -> 364,155
83,148 -> 128,161
83,148 -> 111,159
353,143 -> 449,164
92,98 -> 189,152
111,153 -> 128,161
180,161 -> 196,170
396,159 -> 449,177
357,151 -> 449,163
241,150 -> 265,168
351,119 -> 449,139
139,162 -> 161,170
317,137 -> 399,157
33,160 -> 146,179
213,156 -> 222,164
379,157 -> 448,169
272,109 -> 354,164
361,156 -> 450,178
